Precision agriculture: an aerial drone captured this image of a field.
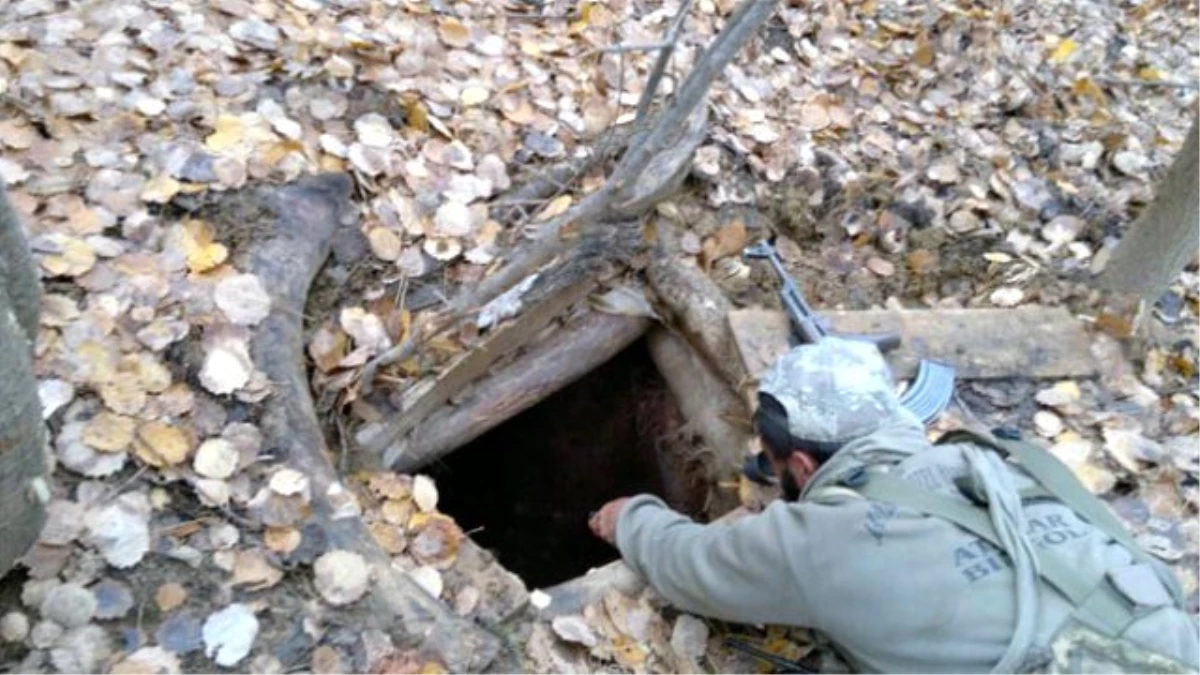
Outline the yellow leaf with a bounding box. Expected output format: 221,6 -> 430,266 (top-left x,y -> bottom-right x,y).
367,227 -> 403,261
82,412 -> 136,453
404,95 -> 429,133
140,174 -> 182,204
133,421 -> 193,467
460,86 -> 489,107
438,17 -> 470,48
1138,66 -> 1163,81
182,219 -> 229,273
913,32 -> 934,67
41,237 -> 96,277
205,115 -> 247,153
568,2 -> 594,35
536,194 -> 572,221
1071,76 -> 1107,104
1049,38 -> 1079,64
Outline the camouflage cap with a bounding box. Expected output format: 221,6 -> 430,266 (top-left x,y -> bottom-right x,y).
757,337 -> 905,445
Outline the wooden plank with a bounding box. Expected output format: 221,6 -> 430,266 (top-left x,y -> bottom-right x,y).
728,307 -> 1097,382
387,312 -> 652,472
356,276 -> 596,456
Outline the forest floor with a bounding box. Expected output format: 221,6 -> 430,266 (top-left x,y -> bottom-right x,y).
0,0 -> 1197,672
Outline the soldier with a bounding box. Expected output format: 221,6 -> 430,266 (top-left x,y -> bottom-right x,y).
590,337 -> 1199,673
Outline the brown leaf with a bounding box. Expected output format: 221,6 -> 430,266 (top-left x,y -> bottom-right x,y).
155,583 -> 188,612
230,550 -> 283,591
700,218 -> 747,270
133,421 -> 193,467
1095,311 -> 1134,339
913,32 -> 935,67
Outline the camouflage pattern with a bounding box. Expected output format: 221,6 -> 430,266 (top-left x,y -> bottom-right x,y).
1040,620 -> 1197,674
758,337 -> 920,445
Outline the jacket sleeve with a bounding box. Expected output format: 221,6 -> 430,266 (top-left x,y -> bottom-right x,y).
615,494 -> 819,628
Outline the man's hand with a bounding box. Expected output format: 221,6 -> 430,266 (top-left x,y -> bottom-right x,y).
588,497 -> 631,545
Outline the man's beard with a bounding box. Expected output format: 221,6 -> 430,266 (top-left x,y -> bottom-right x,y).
780,469 -> 802,502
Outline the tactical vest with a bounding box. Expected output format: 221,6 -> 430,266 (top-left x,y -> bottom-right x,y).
815,428 -> 1197,674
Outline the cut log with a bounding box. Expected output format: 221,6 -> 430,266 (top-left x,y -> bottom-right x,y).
386,311 -> 652,473
728,307 -> 1099,382
646,255 -> 746,390
356,273 -> 597,463
245,174 -> 504,673
645,328 -> 750,517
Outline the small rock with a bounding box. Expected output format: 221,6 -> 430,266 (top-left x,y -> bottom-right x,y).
40,583 -> 96,628
51,624 -> 112,673
0,612 -> 29,643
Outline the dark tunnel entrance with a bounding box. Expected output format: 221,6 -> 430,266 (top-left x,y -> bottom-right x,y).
428,339 -> 710,588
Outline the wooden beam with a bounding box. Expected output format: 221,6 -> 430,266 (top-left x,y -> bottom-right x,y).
356,275 -> 596,460
728,306 -> 1098,383
385,311 -> 651,473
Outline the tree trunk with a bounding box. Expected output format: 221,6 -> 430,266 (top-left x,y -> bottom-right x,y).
1097,117 -> 1199,298
0,185 -> 48,576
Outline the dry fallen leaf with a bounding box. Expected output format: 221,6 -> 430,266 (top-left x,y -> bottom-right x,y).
214,274 -> 272,326
82,413 -> 136,453
182,220 -> 228,274
202,603 -> 258,667
230,550 -> 283,591
193,439 -> 239,480
155,583 -> 188,612
83,493 -> 151,568
368,227 -> 403,261
551,615 -> 598,647
133,421 -> 192,468
412,475 -> 438,513
206,115 -> 247,153
438,18 -> 471,48
1048,37 -> 1079,64
314,550 -> 371,606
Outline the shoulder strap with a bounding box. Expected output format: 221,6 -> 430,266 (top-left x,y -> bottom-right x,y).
857,473 -> 1138,639
937,430 -> 1185,606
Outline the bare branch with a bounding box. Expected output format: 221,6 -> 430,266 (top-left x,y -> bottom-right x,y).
357,0 -> 779,409
1094,76 -> 1200,90
633,0 -> 696,127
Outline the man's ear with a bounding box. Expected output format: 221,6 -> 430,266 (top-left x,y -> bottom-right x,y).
785,451 -> 819,483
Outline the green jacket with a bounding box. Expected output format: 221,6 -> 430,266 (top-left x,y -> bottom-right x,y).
615,421 -> 1199,673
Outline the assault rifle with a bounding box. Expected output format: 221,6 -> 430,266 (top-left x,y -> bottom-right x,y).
743,239 -> 956,426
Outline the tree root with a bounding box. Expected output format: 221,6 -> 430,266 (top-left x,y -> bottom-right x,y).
246,174 -> 504,672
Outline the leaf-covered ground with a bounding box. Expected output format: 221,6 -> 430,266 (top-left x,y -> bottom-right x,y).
0,0 -> 1196,672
